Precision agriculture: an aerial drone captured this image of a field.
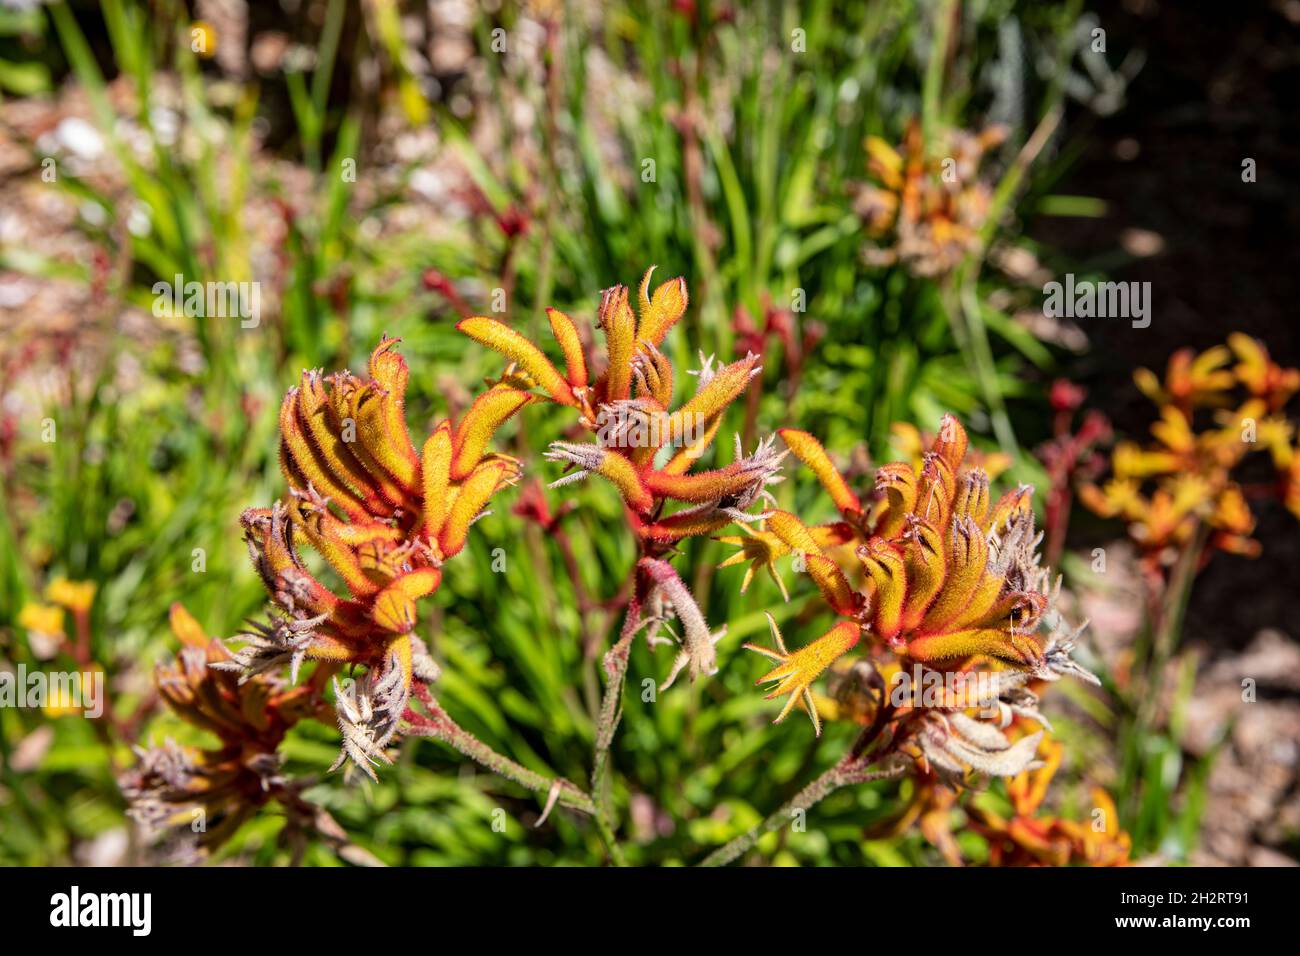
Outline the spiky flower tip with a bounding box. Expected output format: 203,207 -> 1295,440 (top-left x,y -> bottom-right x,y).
1080,334 -> 1300,570
229,337 -> 520,778
745,613 -> 860,736
731,415 -> 1098,758
120,605 -> 321,860
459,270 -> 781,544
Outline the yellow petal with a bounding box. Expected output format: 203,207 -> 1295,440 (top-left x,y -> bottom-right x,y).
421,422 -> 453,539
452,388 -> 533,480
637,268 -> 688,346
779,428 -> 862,515
458,316 -> 575,405
546,308 -> 588,387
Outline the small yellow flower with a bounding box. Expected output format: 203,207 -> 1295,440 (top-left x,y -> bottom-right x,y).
44,664 -> 102,718
18,602 -> 65,637
45,578 -> 96,614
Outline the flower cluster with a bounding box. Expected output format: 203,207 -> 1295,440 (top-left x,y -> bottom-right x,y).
17,577 -> 96,661
967,737 -> 1131,866
876,734 -> 1130,866
116,269 -> 1136,865
228,336 -> 517,777
729,416 -> 1096,766
1079,334 -> 1299,574
121,605 -> 324,861
852,121 -> 1007,277
460,270 -> 781,687
714,415 -> 1126,863
458,269 -> 783,547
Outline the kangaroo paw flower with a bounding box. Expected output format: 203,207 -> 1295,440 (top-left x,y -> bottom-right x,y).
746,617 -> 861,735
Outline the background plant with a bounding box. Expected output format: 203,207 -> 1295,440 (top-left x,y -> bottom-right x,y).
1,0 -> 1290,866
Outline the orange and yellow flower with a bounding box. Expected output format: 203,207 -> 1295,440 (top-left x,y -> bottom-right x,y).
230,337 -> 518,777
1081,335 -> 1300,570
852,120 -> 1007,277
121,605 -> 323,858
459,270 -> 782,547
735,415 -> 1091,738
968,737 -> 1131,866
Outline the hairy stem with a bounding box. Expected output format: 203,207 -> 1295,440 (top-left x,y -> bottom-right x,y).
700,752 -> 907,867
405,692 -> 595,818
588,594 -> 642,867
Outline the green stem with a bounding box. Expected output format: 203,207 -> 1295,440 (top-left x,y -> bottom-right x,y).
588,604 -> 640,867
699,754 -> 906,867
1137,521 -> 1207,730
921,0 -> 958,143
407,697 -> 596,818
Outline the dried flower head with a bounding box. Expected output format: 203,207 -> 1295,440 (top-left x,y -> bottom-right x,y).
121,605 -> 321,859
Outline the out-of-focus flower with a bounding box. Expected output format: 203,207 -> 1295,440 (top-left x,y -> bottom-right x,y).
968,737 -> 1131,866
1133,343 -> 1236,414
45,578 -> 96,614
229,337 -> 519,778
851,120 -> 1007,277
121,605 -> 322,860
1228,333 -> 1300,411
1278,441 -> 1300,520
18,602 -> 65,640
872,773 -> 964,866
1081,335 -> 1299,573
20,578 -> 97,660
1036,381 -> 1111,566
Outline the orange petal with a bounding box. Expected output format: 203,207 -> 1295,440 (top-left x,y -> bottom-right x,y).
637,268 -> 688,346
598,284 -> 637,403
779,428 -> 862,515
458,316 -> 575,405
546,308 -> 589,388
421,422 -> 454,539
452,388 -> 533,480
439,461 -> 507,557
